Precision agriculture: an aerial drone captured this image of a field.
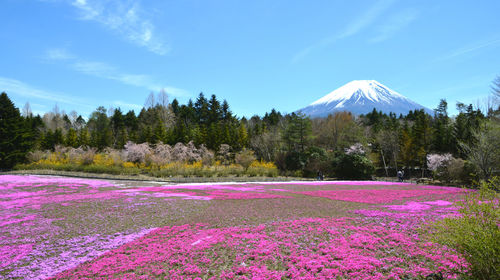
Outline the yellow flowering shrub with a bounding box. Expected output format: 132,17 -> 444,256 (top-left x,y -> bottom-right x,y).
122,162 -> 136,168
92,154 -> 115,166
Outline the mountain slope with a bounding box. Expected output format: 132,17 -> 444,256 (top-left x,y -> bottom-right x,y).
298,80 -> 433,117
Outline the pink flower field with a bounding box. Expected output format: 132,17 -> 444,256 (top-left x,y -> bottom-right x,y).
0,175 -> 469,279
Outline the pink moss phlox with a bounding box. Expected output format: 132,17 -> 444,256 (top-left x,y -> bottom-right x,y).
118,188 -> 211,200
0,175 -> 115,189
52,217 -> 467,279
384,201 -> 433,212
262,180 -> 412,186
0,243 -> 33,268
4,228 -> 156,280
205,191 -> 289,200
0,213 -> 37,227
297,188 -> 465,204
154,184 -> 268,192
423,200 -> 454,206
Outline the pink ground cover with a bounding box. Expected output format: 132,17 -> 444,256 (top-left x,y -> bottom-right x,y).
0,175 -> 471,279
0,243 -> 33,268
204,191 -> 289,200
52,215 -> 466,280
118,185 -> 290,201
262,180 -> 413,186
0,175 -> 122,209
0,175 -> 115,189
296,188 -> 466,204
138,184 -> 270,192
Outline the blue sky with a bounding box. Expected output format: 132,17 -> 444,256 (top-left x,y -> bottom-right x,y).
1,0 -> 499,118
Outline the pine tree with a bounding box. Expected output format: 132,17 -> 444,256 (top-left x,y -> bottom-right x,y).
78,128 -> 90,147
65,128 -> 78,148
237,123 -> 248,150
283,112 -> 312,152
0,92 -> 30,169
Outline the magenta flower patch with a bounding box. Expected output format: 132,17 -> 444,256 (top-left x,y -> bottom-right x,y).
296,188 -> 465,204
0,175 -> 471,278
52,216 -> 467,279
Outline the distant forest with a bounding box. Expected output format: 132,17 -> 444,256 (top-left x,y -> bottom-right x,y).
1,77 -> 499,182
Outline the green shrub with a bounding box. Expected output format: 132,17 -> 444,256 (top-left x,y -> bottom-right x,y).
428,178 -> 500,279
332,153 -> 375,180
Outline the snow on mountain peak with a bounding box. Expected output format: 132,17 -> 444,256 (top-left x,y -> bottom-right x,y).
310,80 -> 406,106
298,80 -> 433,117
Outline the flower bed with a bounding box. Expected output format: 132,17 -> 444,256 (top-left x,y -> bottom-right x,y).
0,175 -> 469,279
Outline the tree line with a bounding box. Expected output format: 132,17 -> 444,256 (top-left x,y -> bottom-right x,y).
1,79 -> 499,181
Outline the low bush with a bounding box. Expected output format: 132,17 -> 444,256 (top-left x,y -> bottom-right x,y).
428,177 -> 500,279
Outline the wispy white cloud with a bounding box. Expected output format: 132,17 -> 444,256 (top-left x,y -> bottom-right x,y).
43,48 -> 188,97
436,38 -> 500,61
369,8 -> 419,43
292,0 -> 396,63
44,47 -> 76,60
338,0 -> 396,39
112,100 -> 143,111
70,0 -> 169,55
0,76 -> 91,107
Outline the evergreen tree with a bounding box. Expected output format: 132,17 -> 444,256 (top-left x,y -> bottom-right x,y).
78,128 -> 90,147
453,103 -> 485,157
283,112 -> 312,152
237,123 -> 249,150
24,114 -> 44,150
171,98 -> 180,115
432,99 -> 453,153
208,94 -> 222,123
53,128 -> 64,147
221,100 -> 233,121
65,128 -> 78,148
88,106 -> 111,149
411,110 -> 433,176
0,92 -> 30,169
194,93 -> 209,124
153,121 -> 168,144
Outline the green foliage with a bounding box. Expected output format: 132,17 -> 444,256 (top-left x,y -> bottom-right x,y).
332,153 -> 375,180
0,92 -> 31,169
303,146 -> 330,178
429,178 -> 500,279
282,112 -> 312,153
6,84 -> 500,180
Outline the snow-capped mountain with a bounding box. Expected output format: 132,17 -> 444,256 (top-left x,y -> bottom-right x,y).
298,80 -> 433,118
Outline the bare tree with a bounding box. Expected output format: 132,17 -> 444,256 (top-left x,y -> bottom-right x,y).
144,92 -> 156,109
491,75 -> 500,109
492,75 -> 500,98
250,130 -> 281,162
107,106 -> 115,118
157,89 -> 175,128
22,102 -> 32,117
313,112 -> 363,152
157,89 -> 169,107
69,110 -> 79,128
460,122 -> 500,179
